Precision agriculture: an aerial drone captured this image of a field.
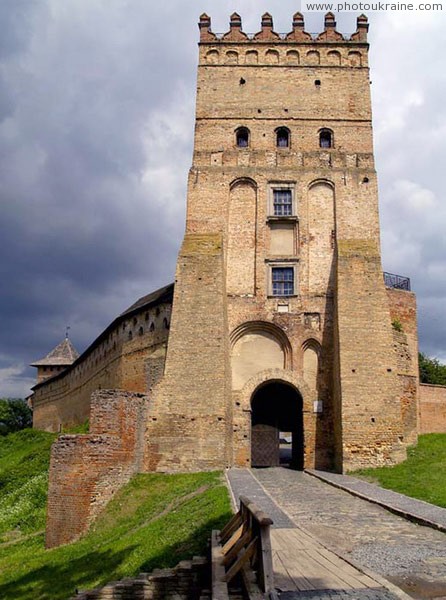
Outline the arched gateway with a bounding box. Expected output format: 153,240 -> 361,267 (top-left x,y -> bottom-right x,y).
251,381 -> 304,469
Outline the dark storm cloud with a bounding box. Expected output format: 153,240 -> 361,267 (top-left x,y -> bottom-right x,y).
1,2 -> 445,396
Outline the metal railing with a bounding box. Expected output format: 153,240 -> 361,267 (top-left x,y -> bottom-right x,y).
384,272 -> 411,291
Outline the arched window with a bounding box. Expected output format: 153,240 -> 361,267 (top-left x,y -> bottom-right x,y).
276,127 -> 290,148
319,129 -> 333,149
163,318 -> 170,330
235,127 -> 250,148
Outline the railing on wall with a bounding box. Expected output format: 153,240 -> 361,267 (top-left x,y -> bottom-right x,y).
384,271 -> 411,291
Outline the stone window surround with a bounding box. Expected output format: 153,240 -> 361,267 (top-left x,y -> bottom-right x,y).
266,260 -> 298,298
267,181 -> 297,218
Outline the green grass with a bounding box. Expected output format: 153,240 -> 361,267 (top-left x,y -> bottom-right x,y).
0,429 -> 57,542
353,433 -> 446,508
0,430 -> 231,600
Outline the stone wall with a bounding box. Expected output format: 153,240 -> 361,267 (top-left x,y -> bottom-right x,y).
334,241 -> 406,471
419,384 -> 446,433
46,389 -> 148,548
71,557 -> 209,600
144,233 -> 233,472
32,288 -> 172,432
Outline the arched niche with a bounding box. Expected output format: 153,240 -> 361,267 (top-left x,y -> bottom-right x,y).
206,50 -> 219,64
306,50 -> 320,66
348,51 -> 362,67
327,50 -> 341,66
265,49 -> 279,64
226,179 -> 257,295
245,50 -> 258,65
225,51 -> 239,65
230,322 -> 292,390
307,180 -> 335,295
302,339 -> 321,392
286,50 -> 299,64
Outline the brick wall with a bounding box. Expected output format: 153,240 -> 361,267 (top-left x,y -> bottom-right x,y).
419,384 -> 446,433
32,300 -> 171,432
46,389 -> 148,548
144,233 -> 233,472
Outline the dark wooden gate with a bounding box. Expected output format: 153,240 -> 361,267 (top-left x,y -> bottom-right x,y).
251,423 -> 280,467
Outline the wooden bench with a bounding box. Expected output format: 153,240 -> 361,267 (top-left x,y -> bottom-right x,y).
211,495 -> 276,599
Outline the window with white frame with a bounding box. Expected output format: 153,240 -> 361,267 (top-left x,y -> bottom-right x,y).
271,266 -> 295,296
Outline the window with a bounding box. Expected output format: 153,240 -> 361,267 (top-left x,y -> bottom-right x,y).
268,183 -> 296,218
273,189 -> 292,216
236,127 -> 249,148
276,127 -> 290,148
272,267 -> 294,296
319,129 -> 332,148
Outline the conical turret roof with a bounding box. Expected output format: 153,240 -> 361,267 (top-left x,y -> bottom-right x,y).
31,337 -> 79,367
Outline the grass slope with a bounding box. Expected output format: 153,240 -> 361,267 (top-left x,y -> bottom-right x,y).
0,430 -> 231,600
353,433 -> 446,507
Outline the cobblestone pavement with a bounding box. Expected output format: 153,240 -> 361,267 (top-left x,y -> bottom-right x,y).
226,468 -> 296,528
308,470 -> 446,533
254,468 -> 446,600
279,589 -> 401,600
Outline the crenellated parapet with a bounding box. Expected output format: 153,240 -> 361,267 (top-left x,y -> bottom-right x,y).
199,12 -> 368,45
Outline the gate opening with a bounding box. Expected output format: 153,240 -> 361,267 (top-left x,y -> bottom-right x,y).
251,381 -> 304,469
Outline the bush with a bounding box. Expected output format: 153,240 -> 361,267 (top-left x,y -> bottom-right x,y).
0,399 -> 32,436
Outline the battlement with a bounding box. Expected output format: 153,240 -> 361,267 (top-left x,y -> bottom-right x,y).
199,12 -> 368,45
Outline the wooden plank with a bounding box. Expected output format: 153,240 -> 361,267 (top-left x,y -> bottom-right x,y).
222,529 -> 252,567
221,524 -> 244,556
272,551 -> 300,592
220,512 -> 242,544
259,522 -> 274,594
273,550 -> 315,591
211,530 -> 229,600
224,537 -> 258,583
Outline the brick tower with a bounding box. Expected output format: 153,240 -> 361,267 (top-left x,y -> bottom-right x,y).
144,12 -> 419,473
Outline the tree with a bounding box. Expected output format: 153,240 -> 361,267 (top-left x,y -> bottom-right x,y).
419,353 -> 446,386
0,398 -> 32,435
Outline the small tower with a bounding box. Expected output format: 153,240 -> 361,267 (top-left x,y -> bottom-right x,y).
31,336 -> 79,383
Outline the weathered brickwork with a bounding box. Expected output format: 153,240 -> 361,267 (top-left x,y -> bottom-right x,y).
32,286 -> 172,432
45,390 -> 148,548
419,384 -> 446,433
40,14 -> 423,550
72,556 -> 209,600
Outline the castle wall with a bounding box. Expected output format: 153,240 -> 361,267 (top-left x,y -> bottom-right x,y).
46,390 -> 148,548
144,234 -> 232,472
419,384 -> 446,433
32,300 -> 171,432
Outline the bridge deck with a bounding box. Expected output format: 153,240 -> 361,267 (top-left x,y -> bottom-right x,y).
271,528 -> 379,592
226,468 -> 409,599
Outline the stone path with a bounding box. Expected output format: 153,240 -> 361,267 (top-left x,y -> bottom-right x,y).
254,468 -> 446,600
307,469 -> 446,533
226,469 -> 409,600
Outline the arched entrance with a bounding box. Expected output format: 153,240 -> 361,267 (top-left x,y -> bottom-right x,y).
251,381 -> 304,469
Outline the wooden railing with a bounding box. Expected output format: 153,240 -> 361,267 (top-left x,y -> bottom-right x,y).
211,495 -> 275,599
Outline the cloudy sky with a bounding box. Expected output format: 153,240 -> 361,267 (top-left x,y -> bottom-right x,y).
1,1 -> 445,398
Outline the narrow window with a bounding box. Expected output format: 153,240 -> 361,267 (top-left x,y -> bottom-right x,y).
273,189 -> 293,216
276,128 -> 290,148
319,129 -> 332,148
272,267 -> 294,296
236,127 -> 249,148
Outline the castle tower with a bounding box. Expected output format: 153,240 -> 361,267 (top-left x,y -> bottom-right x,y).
145,13 -> 418,473
31,336 -> 79,384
